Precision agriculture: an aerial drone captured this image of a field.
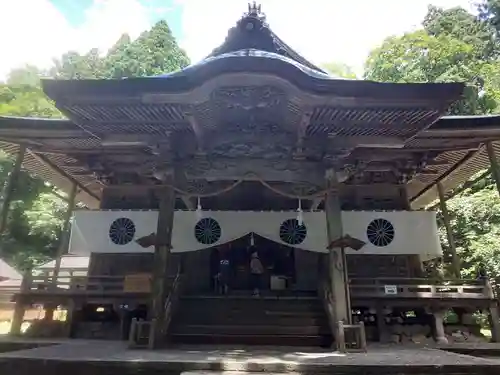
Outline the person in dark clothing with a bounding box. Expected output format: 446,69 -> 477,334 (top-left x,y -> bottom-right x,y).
218,250 -> 231,294
250,252 -> 264,296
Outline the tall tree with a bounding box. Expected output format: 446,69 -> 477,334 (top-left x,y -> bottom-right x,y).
424,5 -> 498,58
51,49 -> 107,80
365,4 -> 500,280
104,20 -> 190,78
364,30 -> 498,114
321,62 -> 358,79
478,0 -> 500,36
0,18 -> 188,269
0,66 -> 62,118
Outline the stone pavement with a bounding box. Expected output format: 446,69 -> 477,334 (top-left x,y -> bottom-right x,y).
0,339 -> 499,374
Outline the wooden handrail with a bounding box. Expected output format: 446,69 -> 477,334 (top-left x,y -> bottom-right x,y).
147,264 -> 183,348
349,277 -> 486,286
14,273 -> 176,295
162,264 -> 183,336
319,281 -> 336,338
349,278 -> 492,300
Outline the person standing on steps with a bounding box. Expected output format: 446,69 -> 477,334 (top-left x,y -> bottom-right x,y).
218,249 -> 231,295
250,252 -> 264,297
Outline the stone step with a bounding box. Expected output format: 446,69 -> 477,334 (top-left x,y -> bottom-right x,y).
179,299 -> 324,312
174,314 -> 329,326
171,333 -> 333,347
182,372 -> 301,375
172,324 -> 331,336
177,307 -> 326,318
182,372 -> 302,375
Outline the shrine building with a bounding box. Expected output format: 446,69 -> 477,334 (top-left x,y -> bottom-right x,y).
1,4 -> 500,350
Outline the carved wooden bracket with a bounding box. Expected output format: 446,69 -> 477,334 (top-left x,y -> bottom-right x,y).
135,233 -> 172,249
327,234 -> 366,251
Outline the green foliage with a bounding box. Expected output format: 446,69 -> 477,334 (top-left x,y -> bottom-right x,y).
0,66 -> 62,118
51,21 -> 190,80
0,19 -> 188,270
365,4 -> 500,280
478,0 -> 500,36
321,62 -> 358,79
104,21 -> 190,78
364,30 -> 498,114
441,185 -> 500,282
424,5 -> 499,58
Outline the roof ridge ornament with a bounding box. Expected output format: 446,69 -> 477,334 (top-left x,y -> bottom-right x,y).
241,2 -> 268,30
246,2 -> 264,20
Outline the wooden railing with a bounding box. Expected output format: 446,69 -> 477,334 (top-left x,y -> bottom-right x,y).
0,280 -> 22,308
349,277 -> 494,300
320,280 -> 336,338
30,275 -> 128,293
4,274 -> 494,301
320,279 -> 366,352
129,264 -> 184,349
14,273 -> 168,295
163,270 -> 183,335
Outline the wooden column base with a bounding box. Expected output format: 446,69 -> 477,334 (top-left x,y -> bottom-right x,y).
10,303 -> 25,336
489,305 -> 500,343
433,310 -> 448,344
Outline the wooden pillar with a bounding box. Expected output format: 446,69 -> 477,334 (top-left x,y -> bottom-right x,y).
399,184 -> 410,210
489,305 -> 500,343
0,145 -> 26,234
43,183 -> 78,321
432,309 -> 448,344
486,142 -> 500,196
10,269 -> 31,336
484,279 -> 500,342
437,182 -> 460,278
52,183 -> 78,284
149,183 -> 175,349
64,300 -> 77,338
325,169 -> 350,324
376,303 -> 389,343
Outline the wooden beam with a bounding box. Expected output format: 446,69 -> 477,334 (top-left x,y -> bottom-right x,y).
186,114 -> 204,152
175,157 -> 325,185
52,183 -> 78,283
427,169 -> 491,210
310,197 -> 323,211
437,182 -> 460,279
0,145 -> 26,234
486,142 -> 500,197
27,149 -> 100,201
181,196 -> 194,210
410,147 -> 484,203
50,189 -> 70,203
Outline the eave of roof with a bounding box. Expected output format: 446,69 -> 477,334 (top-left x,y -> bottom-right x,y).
41,62 -> 464,104
0,140 -> 101,208
1,115 -> 499,211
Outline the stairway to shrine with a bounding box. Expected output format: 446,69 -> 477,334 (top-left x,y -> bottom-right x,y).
170,295 -> 333,347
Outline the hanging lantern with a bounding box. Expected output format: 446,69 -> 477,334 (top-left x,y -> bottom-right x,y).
296,199 -> 303,226
196,197 -> 203,220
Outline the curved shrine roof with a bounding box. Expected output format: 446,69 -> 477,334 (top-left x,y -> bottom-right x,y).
0,4 -> 493,209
